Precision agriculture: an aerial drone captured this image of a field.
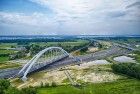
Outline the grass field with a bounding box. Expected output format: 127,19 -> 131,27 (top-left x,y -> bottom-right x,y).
0,43 -> 17,49
0,62 -> 21,69
0,56 -> 9,62
30,40 -> 89,47
37,78 -> 140,94
0,44 -> 18,62
47,40 -> 89,46
0,50 -> 17,62
0,49 -> 17,54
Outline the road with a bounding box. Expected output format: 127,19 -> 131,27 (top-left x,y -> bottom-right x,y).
0,45 -> 131,79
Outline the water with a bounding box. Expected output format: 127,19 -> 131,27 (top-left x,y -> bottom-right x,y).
114,56 -> 136,63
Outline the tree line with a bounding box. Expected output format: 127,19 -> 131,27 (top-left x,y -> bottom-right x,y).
0,79 -> 36,94
112,63 -> 140,79
0,79 -> 58,94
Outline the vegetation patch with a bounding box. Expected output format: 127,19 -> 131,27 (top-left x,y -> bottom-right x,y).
0,63 -> 21,69
112,63 -> 140,79
133,51 -> 140,63
37,79 -> 140,94
0,56 -> 9,62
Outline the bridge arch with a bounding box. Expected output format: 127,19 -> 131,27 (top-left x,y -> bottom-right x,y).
18,47 -> 69,81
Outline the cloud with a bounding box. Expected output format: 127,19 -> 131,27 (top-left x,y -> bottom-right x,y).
0,0 -> 140,35
0,12 -> 60,35
29,0 -> 140,21
126,1 -> 140,8
1,0 -> 139,26
107,11 -> 126,18
0,12 -> 58,26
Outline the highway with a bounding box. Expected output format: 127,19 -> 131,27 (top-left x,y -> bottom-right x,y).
0,45 -> 131,79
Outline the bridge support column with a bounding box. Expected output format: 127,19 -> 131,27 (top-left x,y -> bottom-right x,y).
21,76 -> 27,82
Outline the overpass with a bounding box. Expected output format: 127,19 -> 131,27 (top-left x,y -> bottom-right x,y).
0,45 -> 131,81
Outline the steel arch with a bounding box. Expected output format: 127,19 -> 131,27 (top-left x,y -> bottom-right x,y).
18,47 -> 69,81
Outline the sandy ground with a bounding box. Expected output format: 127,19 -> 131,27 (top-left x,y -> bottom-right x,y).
11,60 -> 123,88
77,72 -> 120,83
88,47 -> 98,52
12,70 -> 67,89
8,59 -> 29,64
68,60 -> 110,69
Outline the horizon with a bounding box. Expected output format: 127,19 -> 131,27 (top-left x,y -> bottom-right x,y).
0,34 -> 140,37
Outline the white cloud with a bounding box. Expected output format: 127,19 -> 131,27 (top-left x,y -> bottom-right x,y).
29,0 -> 140,22
0,0 -> 140,35
0,12 -> 58,26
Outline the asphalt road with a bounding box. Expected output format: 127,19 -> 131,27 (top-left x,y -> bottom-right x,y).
0,45 -> 131,79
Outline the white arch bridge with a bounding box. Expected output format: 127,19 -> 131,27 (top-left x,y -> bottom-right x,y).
17,47 -> 73,81
0,45 -> 131,84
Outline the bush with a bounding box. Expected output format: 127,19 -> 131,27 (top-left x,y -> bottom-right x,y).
80,47 -> 88,52
21,87 -> 37,94
44,83 -> 49,87
40,82 -> 44,88
51,82 -> 57,87
0,79 -> 37,94
5,87 -> 21,94
112,63 -> 140,79
0,79 -> 10,94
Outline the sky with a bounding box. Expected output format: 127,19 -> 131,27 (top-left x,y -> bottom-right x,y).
0,0 -> 140,35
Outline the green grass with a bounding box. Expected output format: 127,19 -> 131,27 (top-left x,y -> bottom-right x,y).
0,63 -> 21,69
30,40 -> 89,47
0,49 -> 17,54
0,56 -> 9,62
37,79 -> 140,94
0,43 -> 17,49
47,40 -> 88,46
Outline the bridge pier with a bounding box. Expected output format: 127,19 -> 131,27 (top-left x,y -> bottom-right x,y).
21,76 -> 27,82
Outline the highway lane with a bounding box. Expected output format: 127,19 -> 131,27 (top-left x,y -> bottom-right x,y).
0,45 -> 131,79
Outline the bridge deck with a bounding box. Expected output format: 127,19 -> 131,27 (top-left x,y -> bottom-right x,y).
0,45 -> 131,79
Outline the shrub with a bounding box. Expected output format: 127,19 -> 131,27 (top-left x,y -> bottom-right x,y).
44,83 -> 49,87
40,82 -> 44,88
0,79 -> 10,94
5,87 -> 20,94
21,87 -> 37,94
51,82 -> 57,87
112,63 -> 140,79
0,79 -> 37,94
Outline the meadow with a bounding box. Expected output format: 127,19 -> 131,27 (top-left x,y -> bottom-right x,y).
37,78 -> 140,94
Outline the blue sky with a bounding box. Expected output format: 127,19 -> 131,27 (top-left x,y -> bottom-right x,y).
0,0 -> 140,35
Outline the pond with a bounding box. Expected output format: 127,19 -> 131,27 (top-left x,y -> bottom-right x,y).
114,56 -> 136,63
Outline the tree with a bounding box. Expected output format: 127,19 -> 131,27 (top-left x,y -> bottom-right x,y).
0,79 -> 10,94
21,87 -> 37,94
80,47 -> 88,52
51,82 -> 57,87
40,82 -> 44,88
112,63 -> 140,79
44,83 -> 49,87
98,43 -> 103,49
30,44 -> 43,55
5,87 -> 20,94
